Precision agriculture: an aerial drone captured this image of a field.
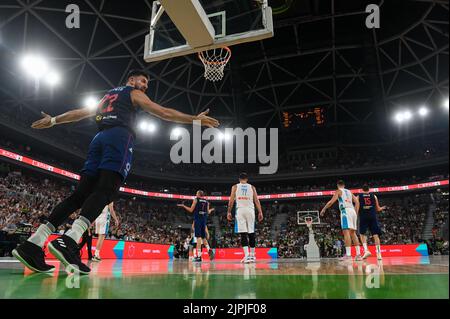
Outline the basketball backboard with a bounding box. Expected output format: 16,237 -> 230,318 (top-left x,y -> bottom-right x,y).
297,211 -> 321,225
144,0 -> 274,62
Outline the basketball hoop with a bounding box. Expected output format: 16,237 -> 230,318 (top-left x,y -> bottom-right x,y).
305,217 -> 313,230
198,46 -> 232,82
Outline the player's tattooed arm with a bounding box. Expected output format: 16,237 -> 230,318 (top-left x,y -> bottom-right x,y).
177,199 -> 197,213
31,108 -> 96,129
320,190 -> 340,216
374,196 -> 387,212
131,90 -> 219,128
227,185 -> 237,221
252,186 -> 264,222
352,193 -> 360,214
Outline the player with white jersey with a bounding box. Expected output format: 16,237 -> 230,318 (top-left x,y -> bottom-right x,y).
320,180 -> 362,261
93,202 -> 119,261
227,173 -> 263,263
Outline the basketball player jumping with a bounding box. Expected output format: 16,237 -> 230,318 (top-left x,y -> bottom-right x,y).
320,180 -> 362,261
358,185 -> 387,260
227,173 -> 263,264
92,202 -> 119,262
13,70 -> 219,274
178,190 -> 212,262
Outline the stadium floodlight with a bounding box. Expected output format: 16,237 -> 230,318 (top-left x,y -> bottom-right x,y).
147,122 -> 157,133
418,106 -> 429,117
20,54 -> 49,79
171,127 -> 183,138
444,98 -> 449,110
45,71 -> 61,87
394,110 -> 413,124
139,121 -> 157,133
84,97 -> 99,110
139,121 -> 149,131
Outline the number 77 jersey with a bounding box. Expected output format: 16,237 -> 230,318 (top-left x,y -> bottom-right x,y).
96,86 -> 140,137
236,183 -> 255,210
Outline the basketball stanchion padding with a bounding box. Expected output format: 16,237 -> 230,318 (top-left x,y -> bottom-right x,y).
198,46 -> 232,82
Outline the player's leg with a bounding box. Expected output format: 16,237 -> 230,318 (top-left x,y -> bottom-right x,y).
240,232 -> 250,263
93,217 -> 108,261
193,221 -> 204,261
371,219 -> 383,260
94,235 -> 105,261
247,210 -> 256,262
13,173 -> 98,273
359,215 -> 372,259
204,226 -> 215,261
342,230 -> 352,258
360,234 -> 372,259
348,208 -> 362,259
351,230 -> 362,260
48,169 -> 122,274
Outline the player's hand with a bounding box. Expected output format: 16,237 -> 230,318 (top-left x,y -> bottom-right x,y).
258,212 -> 264,222
195,109 -> 220,128
320,209 -> 326,217
31,112 -> 54,129
177,204 -> 184,208
380,206 -> 387,211
227,212 -> 233,221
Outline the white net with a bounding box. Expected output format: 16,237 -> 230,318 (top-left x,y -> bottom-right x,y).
198,47 -> 232,82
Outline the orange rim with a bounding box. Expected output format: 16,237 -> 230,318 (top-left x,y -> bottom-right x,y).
198,46 -> 232,65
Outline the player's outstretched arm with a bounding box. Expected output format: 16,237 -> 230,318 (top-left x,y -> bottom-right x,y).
31,108 -> 96,129
227,185 -> 237,221
320,190 -> 340,216
252,186 -> 264,222
132,90 -> 219,128
177,199 -> 197,213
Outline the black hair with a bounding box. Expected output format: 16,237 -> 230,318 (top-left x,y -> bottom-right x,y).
239,172 -> 249,180
126,69 -> 149,82
337,180 -> 345,187
362,184 -> 370,192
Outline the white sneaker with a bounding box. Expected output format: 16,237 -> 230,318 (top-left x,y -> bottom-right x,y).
241,256 -> 250,263
339,255 -> 352,262
355,255 -> 363,261
249,256 -> 256,263
362,251 -> 372,259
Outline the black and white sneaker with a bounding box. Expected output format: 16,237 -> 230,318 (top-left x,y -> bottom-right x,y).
12,241 -> 55,273
208,249 -> 215,261
194,257 -> 202,262
48,235 -> 91,275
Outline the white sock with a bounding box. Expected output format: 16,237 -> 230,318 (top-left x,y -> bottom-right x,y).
193,248 -> 198,257
376,245 -> 381,255
356,246 -> 361,256
363,243 -> 369,253
346,247 -> 351,257
95,250 -> 100,258
197,247 -> 202,257
243,246 -> 249,258
65,217 -> 89,243
28,223 -> 55,248
205,243 -> 210,250
250,247 -> 255,257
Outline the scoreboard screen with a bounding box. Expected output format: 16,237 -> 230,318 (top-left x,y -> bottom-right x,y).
282,108 -> 325,130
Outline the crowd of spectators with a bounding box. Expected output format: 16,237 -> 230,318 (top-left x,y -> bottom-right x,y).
0,163 -> 448,258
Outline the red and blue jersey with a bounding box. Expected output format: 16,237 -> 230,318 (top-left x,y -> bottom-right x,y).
96,86 -> 139,136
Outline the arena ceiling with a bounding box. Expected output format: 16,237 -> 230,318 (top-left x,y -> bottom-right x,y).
0,0 -> 448,154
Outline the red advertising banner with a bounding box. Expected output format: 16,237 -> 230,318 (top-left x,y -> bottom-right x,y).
351,244 -> 428,257
1,147 -> 448,201
43,235 -> 173,260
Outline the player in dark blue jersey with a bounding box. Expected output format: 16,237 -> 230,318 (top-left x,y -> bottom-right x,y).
13,70 -> 219,274
178,190 -> 214,262
358,185 -> 387,260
